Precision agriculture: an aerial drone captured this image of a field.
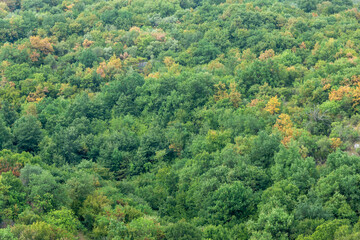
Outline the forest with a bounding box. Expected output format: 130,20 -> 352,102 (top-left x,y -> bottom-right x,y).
1,0 -> 360,239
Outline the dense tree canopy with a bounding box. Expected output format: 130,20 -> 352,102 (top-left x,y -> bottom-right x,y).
2,0 -> 360,239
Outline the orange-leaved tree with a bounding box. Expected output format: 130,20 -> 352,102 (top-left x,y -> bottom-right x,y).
30,36 -> 54,55
96,55 -> 122,79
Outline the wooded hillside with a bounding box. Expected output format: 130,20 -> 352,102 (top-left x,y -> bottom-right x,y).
1,0 -> 360,239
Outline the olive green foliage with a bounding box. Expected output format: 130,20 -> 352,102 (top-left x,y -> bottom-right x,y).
2,0 -> 360,239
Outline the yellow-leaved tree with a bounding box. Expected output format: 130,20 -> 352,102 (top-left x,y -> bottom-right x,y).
265,96 -> 281,114
213,81 -> 242,108
274,113 -> 294,146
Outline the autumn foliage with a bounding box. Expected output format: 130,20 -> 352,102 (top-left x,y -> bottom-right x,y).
164,56 -> 180,75
0,158 -> 22,177
214,81 -> 242,108
96,55 -> 122,78
259,49 -> 275,60
82,39 -> 94,48
3,0 -> 360,239
330,137 -> 343,150
329,75 -> 360,108
265,96 -> 281,114
26,86 -> 48,103
274,113 -> 295,146
29,36 -> 54,55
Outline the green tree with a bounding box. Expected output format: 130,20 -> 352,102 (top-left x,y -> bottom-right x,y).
44,207 -> 82,234
13,115 -> 43,153
249,131 -> 280,168
11,221 -> 75,240
0,171 -> 26,221
0,227 -> 17,240
66,171 -> 96,215
203,225 -> 230,240
297,219 -> 351,240
79,192 -> 110,230
0,118 -> 12,150
27,170 -> 68,212
4,63 -> 31,82
251,207 -> 294,239
0,101 -> 18,126
190,39 -> 220,65
207,181 -> 255,225
271,144 -> 317,191
165,220 -> 202,240
77,48 -> 98,68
